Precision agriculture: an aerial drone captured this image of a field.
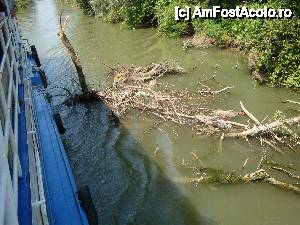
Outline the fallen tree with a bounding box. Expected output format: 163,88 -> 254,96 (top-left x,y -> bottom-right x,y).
58,13 -> 92,100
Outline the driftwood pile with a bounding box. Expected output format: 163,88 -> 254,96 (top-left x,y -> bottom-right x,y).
96,64 -> 299,150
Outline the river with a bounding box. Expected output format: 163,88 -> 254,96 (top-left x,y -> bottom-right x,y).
18,1 -> 300,225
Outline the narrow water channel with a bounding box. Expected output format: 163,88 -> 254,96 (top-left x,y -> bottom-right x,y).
18,1 -> 300,225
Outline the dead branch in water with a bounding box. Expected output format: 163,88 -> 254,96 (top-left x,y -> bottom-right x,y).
225,116 -> 300,139
271,166 -> 300,180
111,61 -> 184,86
284,100 -> 300,105
97,72 -> 299,148
240,101 -> 261,125
198,86 -> 234,95
224,102 -> 300,148
96,80 -> 245,131
242,169 -> 300,193
58,12 -> 91,99
176,168 -> 300,194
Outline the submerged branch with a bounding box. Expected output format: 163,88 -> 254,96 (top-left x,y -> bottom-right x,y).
271,166 -> 300,180
285,100 -> 300,105
176,168 -> 300,194
240,101 -> 261,125
242,169 -> 300,193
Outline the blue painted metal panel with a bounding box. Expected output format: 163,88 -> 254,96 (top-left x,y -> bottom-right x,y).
30,75 -> 43,86
32,88 -> 89,225
18,66 -> 32,225
17,53 -> 88,225
27,54 -> 43,86
27,51 -> 89,225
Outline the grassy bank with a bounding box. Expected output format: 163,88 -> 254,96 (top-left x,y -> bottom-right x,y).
75,0 -> 300,88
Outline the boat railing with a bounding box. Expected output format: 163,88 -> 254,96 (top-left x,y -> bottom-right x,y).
23,53 -> 49,225
0,8 -> 23,225
0,1 -> 49,224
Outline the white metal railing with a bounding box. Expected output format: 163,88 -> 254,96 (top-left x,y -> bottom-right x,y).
0,5 -> 22,225
0,1 -> 49,225
23,59 -> 49,225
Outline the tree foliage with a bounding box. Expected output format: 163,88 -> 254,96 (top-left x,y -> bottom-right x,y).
16,0 -> 32,9
76,0 -> 300,88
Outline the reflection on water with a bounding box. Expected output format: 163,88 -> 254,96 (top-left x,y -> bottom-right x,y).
18,0 -> 300,225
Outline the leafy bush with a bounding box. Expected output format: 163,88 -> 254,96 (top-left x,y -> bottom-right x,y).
258,19 -> 300,87
155,0 -> 195,37
16,0 -> 31,9
87,0 -> 157,26
76,0 -> 94,15
75,0 -> 300,88
191,1 -> 300,87
122,0 -> 157,26
89,0 -> 124,21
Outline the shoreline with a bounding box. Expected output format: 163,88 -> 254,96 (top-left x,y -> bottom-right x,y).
182,32 -> 268,85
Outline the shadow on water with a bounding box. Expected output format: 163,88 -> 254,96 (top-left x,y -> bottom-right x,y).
60,100 -> 218,225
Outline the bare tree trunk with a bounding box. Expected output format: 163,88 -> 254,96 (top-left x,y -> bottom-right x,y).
58,14 -> 90,99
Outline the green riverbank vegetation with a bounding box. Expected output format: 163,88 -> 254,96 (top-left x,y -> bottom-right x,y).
74,0 -> 300,88
16,0 -> 32,9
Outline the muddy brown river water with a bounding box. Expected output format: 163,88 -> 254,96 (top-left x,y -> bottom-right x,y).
18,1 -> 300,225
